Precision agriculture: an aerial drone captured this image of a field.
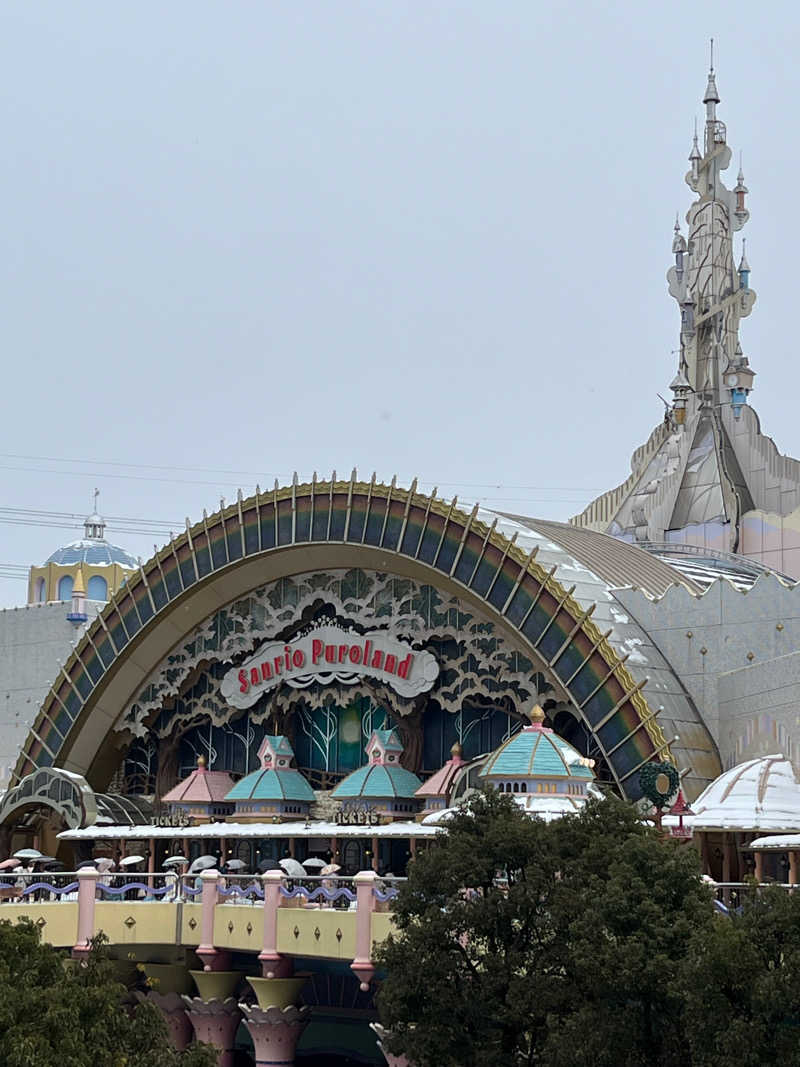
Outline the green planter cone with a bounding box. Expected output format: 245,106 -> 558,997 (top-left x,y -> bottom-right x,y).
189,969 -> 241,1001
247,976 -> 307,1011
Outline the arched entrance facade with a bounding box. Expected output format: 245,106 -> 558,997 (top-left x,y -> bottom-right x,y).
11,478 -> 709,804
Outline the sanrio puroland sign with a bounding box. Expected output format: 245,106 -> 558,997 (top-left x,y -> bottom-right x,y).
220,624 -> 439,709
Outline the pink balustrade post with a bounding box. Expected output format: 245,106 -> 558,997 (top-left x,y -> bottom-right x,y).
351,870 -> 378,991
196,868 -> 222,972
72,868 -> 100,960
259,870 -> 292,978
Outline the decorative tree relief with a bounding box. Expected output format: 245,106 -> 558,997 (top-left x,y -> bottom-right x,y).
115,570 -> 542,760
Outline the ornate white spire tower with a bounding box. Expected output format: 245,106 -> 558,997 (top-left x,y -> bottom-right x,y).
666,44 -> 756,406
572,54 -> 800,579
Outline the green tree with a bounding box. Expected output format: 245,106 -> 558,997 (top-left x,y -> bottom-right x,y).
0,921 -> 216,1067
682,886 -> 800,1066
376,789 -> 713,1067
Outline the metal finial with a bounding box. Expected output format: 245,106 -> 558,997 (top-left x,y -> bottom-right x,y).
710,37 -> 714,73
93,487 -> 99,511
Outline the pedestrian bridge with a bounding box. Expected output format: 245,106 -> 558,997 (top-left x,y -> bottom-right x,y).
0,869 -> 395,988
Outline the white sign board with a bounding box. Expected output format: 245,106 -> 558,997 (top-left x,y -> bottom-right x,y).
220,624 -> 439,709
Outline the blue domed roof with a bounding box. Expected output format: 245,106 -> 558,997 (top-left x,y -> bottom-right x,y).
226,768 -> 315,804
480,720 -> 595,782
45,539 -> 138,569
332,763 -> 422,800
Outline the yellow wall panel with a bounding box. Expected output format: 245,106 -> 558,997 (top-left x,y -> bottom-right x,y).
276,906 -> 356,959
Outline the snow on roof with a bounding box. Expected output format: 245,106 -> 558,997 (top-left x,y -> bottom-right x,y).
748,833 -> 800,850
45,539 -> 138,569
57,819 -> 440,841
688,754 -> 800,832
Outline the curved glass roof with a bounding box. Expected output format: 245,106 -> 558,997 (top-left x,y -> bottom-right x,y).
642,542 -> 796,592
45,539 -> 138,569
477,510 -> 721,798
95,793 -> 153,826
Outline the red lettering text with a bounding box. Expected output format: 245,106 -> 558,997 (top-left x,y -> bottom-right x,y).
396,653 -> 413,679
238,669 -> 249,694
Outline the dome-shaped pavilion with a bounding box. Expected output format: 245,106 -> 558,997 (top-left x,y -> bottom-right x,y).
332,728 -> 422,819
225,736 -> 315,820
161,756 -> 235,823
28,501 -> 138,606
479,705 -> 596,820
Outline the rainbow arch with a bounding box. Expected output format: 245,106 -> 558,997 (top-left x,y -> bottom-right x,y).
14,477 -> 676,800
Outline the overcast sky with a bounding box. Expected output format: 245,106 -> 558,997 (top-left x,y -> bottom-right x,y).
2,1 -> 799,606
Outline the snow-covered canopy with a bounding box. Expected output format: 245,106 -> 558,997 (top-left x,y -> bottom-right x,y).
687,754 -> 800,832
748,833 -> 800,850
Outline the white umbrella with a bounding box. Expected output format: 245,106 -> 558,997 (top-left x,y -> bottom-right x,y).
13,849 -> 43,861
164,855 -> 189,867
225,859 -> 246,870
119,854 -> 145,868
96,858 -> 115,873
278,858 -> 306,878
320,863 -> 341,876
302,857 -> 327,870
189,855 -> 218,874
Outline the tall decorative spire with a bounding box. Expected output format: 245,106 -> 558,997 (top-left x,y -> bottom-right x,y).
572,59 -> 800,580
666,49 -> 755,407
572,55 -> 760,554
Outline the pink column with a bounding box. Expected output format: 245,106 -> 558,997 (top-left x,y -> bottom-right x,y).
351,870 -> 378,991
184,999 -> 241,1067
134,991 -> 193,1051
196,868 -> 223,972
72,868 -> 100,959
241,1004 -> 311,1067
259,870 -> 292,978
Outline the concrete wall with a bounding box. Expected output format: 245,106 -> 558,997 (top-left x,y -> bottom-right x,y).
0,601 -> 103,788
718,651 -> 800,769
615,573 -> 800,774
